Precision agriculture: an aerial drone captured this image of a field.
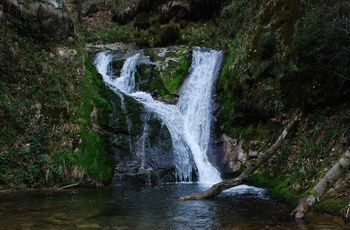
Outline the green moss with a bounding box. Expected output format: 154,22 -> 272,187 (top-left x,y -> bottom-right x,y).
160,51 -> 190,95
78,55 -> 114,184
167,55 -> 190,92
135,47 -> 191,99
79,131 -> 113,183
249,173 -> 302,204
313,197 -> 349,216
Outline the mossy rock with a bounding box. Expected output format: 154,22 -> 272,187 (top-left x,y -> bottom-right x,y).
157,46 -> 191,96
134,46 -> 191,99
313,196 -> 349,216
110,59 -> 126,77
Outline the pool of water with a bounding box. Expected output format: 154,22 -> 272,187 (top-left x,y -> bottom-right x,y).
0,184 -> 346,229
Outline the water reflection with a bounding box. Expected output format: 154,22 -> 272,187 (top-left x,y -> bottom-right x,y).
0,184 -> 347,229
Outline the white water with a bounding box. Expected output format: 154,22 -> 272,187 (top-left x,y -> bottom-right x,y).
139,112 -> 150,170
178,47 -> 223,183
45,0 -> 62,8
94,47 -> 223,184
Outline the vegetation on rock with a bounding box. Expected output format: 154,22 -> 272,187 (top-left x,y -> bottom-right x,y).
0,0 -> 113,188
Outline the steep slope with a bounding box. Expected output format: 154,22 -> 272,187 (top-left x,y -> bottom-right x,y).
0,0 -> 113,188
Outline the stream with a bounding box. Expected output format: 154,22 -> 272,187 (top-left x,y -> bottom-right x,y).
0,184 -> 346,229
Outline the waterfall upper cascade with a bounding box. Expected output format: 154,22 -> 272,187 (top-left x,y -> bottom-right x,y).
94,47 -> 223,184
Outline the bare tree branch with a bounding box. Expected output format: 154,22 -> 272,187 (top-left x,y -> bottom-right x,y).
179,111 -> 302,201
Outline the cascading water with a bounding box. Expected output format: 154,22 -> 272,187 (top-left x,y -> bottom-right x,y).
139,112 -> 151,170
178,47 -> 223,183
93,47 -> 223,184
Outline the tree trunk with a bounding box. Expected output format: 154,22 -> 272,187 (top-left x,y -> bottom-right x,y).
179,111 -> 302,201
291,148 -> 350,219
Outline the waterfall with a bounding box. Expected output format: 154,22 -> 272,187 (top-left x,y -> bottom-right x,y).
178,47 -> 223,183
93,47 -> 223,184
93,52 -> 135,154
139,112 -> 151,170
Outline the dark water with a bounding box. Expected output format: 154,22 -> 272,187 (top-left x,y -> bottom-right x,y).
0,184 -> 346,229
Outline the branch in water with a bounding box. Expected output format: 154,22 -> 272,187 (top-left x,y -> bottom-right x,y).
179,111 -> 302,201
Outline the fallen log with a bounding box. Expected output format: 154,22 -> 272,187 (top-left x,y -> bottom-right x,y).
179,111 -> 302,200
58,180 -> 103,190
291,147 -> 350,219
58,182 -> 80,190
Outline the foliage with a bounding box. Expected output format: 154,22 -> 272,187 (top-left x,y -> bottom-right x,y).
291,1 -> 350,107
180,20 -> 232,49
79,131 -> 113,183
78,56 -> 114,184
258,105 -> 349,201
0,19 -> 83,188
85,22 -> 135,44
0,2 -> 113,187
212,1 -> 350,216
313,197 -> 349,216
3,0 -> 73,42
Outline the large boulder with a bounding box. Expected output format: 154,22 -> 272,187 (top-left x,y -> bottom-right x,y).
215,134 -> 247,177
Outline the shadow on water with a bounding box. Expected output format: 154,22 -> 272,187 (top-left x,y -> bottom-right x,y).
0,184 -> 347,229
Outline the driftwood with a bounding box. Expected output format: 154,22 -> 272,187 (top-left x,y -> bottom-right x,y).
58,180 -> 103,189
179,111 -> 302,200
58,182 -> 80,190
291,147 -> 350,219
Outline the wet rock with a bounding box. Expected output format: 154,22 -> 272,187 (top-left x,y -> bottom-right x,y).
216,134 -> 247,175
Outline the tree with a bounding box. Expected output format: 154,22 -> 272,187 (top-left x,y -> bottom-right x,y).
291,148 -> 350,219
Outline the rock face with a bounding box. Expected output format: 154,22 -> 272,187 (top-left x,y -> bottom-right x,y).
215,134 -> 247,177
90,45 -> 192,185
108,95 -> 175,185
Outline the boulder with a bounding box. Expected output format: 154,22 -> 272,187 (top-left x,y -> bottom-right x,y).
216,134 -> 247,176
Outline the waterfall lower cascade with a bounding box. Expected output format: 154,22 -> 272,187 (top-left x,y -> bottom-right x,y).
94,47 -> 223,184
